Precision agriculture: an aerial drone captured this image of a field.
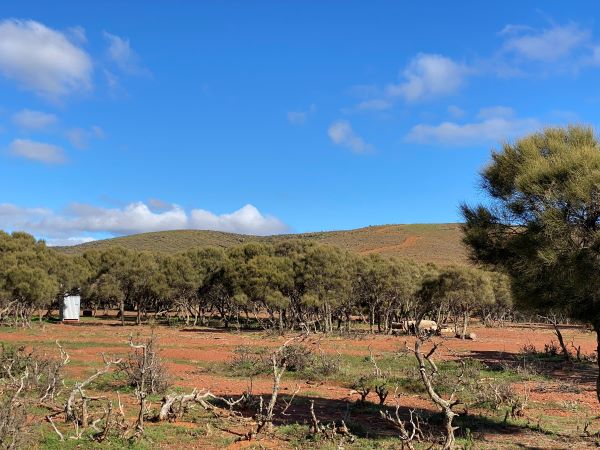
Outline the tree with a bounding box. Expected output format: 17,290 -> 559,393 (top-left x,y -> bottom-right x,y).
302,245 -> 351,333
186,247 -> 229,326
160,254 -> 199,325
483,272 -> 513,326
48,253 -> 91,318
82,273 -> 124,317
0,232 -> 60,325
123,252 -> 169,325
437,267 -> 494,339
239,252 -> 293,331
83,247 -> 131,325
461,126 -> 600,401
353,255 -> 421,333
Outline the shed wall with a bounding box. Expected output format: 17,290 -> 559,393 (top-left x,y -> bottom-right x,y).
61,295 -> 81,321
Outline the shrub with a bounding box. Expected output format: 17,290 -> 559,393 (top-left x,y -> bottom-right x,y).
0,389 -> 27,449
229,345 -> 270,377
119,333 -> 170,395
0,344 -> 67,401
278,344 -> 314,372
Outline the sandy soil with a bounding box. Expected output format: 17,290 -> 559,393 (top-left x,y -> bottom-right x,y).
1,319 -> 598,449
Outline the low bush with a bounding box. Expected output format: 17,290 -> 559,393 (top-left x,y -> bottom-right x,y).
118,333 -> 170,395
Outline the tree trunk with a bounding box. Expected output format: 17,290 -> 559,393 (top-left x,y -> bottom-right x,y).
594,322 -> 600,404
279,307 -> 284,334
461,311 -> 468,339
120,298 -> 125,326
552,322 -> 571,362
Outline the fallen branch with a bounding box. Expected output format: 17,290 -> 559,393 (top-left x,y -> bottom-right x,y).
65,354 -> 122,423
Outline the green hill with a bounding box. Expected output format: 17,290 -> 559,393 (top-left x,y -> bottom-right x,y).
57,223 -> 469,266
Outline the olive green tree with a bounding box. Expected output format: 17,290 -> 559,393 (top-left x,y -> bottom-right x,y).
0,232 -> 60,325
462,126 -> 600,400
437,267 -> 494,338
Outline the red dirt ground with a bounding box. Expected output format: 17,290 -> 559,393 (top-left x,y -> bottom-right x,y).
1,319 -> 598,448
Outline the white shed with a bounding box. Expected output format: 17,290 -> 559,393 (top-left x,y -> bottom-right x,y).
61,294 -> 81,322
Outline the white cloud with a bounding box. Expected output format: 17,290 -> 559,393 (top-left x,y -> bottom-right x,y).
91,125 -> 105,138
57,202 -> 189,234
477,106 -> 515,120
148,198 -> 170,210
287,104 -> 316,125
287,111 -> 307,125
0,19 -> 92,98
328,120 -> 374,154
348,54 -> 468,112
67,26 -> 86,44
9,138 -> 66,164
501,23 -> 590,62
387,53 -> 468,102
405,107 -> 541,146
65,126 -> 104,149
190,204 -> 288,235
65,128 -> 87,149
447,105 -> 465,119
0,201 -> 288,243
12,109 -> 58,130
45,236 -> 96,247
103,31 -> 149,76
352,99 -> 393,112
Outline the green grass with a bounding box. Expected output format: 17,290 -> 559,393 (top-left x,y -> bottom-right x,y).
207,346 -> 544,408
55,223 -> 469,266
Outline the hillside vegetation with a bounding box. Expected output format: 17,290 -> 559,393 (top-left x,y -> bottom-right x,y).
57,223 -> 468,266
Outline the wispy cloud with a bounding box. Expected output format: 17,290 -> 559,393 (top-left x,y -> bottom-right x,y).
347,21 -> 600,115
103,31 -> 150,76
328,120 -> 374,154
405,106 -> 542,146
447,105 -> 465,119
348,53 -> 469,112
352,99 -> 393,112
9,138 -> 67,164
0,19 -> 92,98
287,104 -> 316,125
12,109 -> 58,130
65,126 -> 105,149
387,53 -> 469,102
0,201 -> 289,244
500,22 -> 590,63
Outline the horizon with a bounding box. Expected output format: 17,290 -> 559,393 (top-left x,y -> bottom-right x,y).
1,2 -> 599,245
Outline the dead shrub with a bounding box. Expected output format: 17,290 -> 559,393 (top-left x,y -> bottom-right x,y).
229,345 -> 270,378
228,343 -> 340,380
0,379 -> 28,449
313,349 -> 341,377
0,343 -> 69,448
475,380 -> 529,418
475,381 -> 517,410
0,342 -> 68,402
277,343 -> 313,372
118,333 -> 170,395
543,341 -> 559,357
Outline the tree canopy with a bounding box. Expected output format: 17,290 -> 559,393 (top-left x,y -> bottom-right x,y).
461,125 -> 600,399
0,229 -> 509,334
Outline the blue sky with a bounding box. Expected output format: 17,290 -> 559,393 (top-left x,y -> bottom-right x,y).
0,1 -> 599,245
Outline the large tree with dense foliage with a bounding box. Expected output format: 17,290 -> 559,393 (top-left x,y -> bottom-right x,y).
461,126 -> 600,401
0,232 -> 60,324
